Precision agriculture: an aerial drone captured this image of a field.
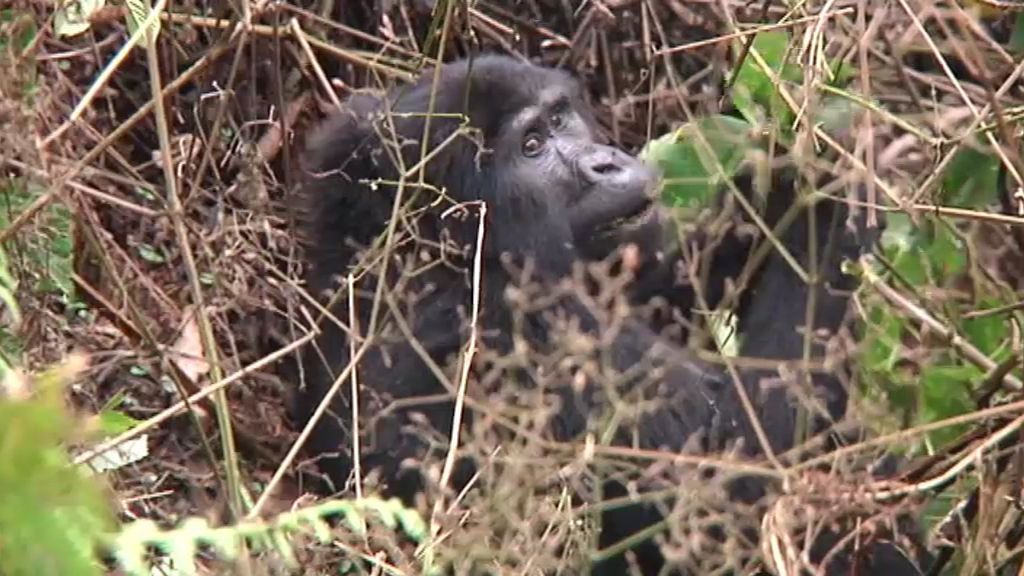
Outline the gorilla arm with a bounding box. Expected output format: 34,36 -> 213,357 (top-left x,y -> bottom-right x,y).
298,281 -> 470,498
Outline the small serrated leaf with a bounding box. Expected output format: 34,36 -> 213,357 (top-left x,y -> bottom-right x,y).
123,0 -> 160,42
137,243 -> 165,264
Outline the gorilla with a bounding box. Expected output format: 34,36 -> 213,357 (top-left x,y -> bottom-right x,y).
293,54 -> 928,575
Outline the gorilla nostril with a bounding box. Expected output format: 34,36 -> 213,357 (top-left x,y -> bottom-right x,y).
589,161 -> 621,176
580,147 -> 634,182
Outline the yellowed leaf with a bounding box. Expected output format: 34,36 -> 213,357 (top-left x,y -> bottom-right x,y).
171,307 -> 209,384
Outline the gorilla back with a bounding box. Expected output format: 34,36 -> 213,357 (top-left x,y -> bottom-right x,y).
294,54 -> 928,575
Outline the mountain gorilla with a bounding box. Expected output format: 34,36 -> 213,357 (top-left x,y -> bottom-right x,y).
294,54 -> 927,575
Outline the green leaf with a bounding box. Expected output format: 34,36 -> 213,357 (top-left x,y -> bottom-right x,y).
641,114 -> 755,209
919,364 -> 977,447
92,390 -> 142,436
924,222 -> 967,282
136,244 -> 165,264
861,304 -> 904,374
0,179 -> 74,301
883,217 -> 966,287
962,300 -> 1011,360
95,409 -> 141,436
123,0 -> 160,44
730,30 -> 799,125
941,146 -> 1000,207
0,358 -> 115,576
0,10 -> 38,53
857,298 -> 922,422
1010,13 -> 1024,54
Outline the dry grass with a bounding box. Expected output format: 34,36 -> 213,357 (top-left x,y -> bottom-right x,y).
2,0 -> 1024,573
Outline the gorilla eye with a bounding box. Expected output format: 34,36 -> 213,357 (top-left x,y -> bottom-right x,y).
522,133 -> 545,157
549,113 -> 565,129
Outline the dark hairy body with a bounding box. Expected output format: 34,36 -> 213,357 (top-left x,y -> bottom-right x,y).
294,54 -> 929,575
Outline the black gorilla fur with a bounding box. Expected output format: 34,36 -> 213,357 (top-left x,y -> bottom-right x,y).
294,54 -> 928,575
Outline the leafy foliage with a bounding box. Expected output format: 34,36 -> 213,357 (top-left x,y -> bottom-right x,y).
644,29 -> 860,214
729,30 -> 802,126
0,178 -> 75,302
941,146 -> 1001,207
103,497 -> 434,576
729,30 -> 855,128
861,151 -> 1014,449
644,27 -> 1017,458
640,114 -> 756,209
0,355 -> 115,576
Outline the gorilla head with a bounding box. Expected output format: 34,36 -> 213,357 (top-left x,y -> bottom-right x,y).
301,55 -> 665,296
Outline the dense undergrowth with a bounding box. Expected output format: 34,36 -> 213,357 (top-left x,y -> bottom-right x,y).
2,0 -> 1024,574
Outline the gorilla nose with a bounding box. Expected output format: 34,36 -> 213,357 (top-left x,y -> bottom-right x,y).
580,146 -> 654,187
580,148 -> 627,181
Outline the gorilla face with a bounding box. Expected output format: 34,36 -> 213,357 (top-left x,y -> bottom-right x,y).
485,81 -> 661,250
493,84 -> 664,268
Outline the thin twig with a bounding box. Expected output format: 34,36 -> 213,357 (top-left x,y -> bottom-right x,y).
434,201 -> 487,507
864,263 -> 1023,391
73,334 -> 314,465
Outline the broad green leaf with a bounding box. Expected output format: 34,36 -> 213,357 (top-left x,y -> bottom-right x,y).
91,390 -> 141,437
924,222 -> 967,282
0,357 -> 114,576
881,213 -> 928,285
641,114 -> 755,209
729,29 -> 853,129
883,218 -> 966,287
95,409 -> 142,436
879,211 -> 915,253
861,304 -> 904,375
858,300 -> 920,421
962,299 -> 1011,359
919,364 -> 978,447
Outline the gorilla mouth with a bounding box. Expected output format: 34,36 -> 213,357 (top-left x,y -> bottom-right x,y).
606,198 -> 656,231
